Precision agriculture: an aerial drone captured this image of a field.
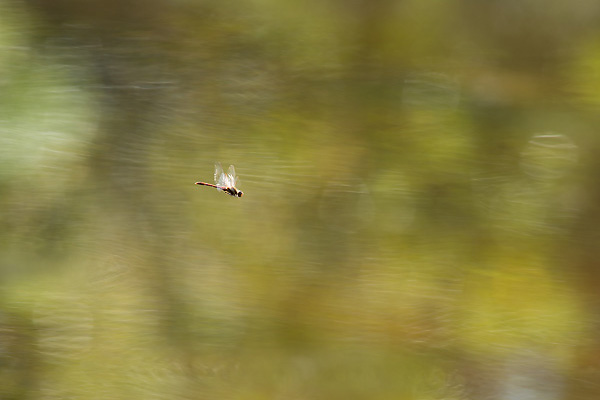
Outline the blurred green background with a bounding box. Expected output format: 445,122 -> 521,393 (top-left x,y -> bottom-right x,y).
1,0 -> 600,398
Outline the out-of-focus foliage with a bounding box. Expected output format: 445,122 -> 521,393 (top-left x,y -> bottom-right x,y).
0,0 -> 599,399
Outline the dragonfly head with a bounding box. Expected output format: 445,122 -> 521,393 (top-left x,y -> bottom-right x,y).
237,190 -> 243,198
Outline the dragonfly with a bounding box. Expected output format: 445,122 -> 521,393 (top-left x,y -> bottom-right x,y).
195,163 -> 243,197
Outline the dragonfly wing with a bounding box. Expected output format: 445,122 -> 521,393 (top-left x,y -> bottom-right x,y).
214,162 -> 223,182
227,165 -> 237,187
214,162 -> 227,187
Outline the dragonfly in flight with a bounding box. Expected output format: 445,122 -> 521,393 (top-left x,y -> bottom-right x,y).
195,163 -> 243,197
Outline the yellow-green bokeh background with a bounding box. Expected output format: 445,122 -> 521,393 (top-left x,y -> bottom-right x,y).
1,1 -> 599,399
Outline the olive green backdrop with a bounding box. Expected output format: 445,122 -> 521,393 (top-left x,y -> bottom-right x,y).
1,1 -> 599,399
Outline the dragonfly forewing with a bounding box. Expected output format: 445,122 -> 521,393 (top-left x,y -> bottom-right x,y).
215,162 -> 228,187
227,165 -> 237,187
214,162 -> 222,183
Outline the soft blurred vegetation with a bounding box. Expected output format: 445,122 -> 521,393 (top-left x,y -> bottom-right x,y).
1,0 -> 600,399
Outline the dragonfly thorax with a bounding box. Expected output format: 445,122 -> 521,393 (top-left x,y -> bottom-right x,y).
223,187 -> 243,197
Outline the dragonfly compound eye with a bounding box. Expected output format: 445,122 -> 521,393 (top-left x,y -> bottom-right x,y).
237,191 -> 243,197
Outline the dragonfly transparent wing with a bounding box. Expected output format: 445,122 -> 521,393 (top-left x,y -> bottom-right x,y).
214,162 -> 228,187
227,165 -> 238,187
